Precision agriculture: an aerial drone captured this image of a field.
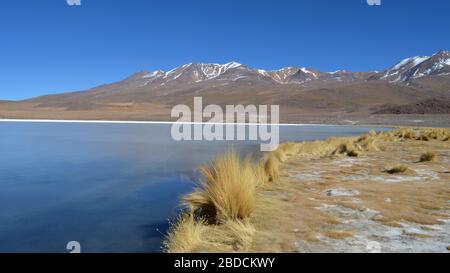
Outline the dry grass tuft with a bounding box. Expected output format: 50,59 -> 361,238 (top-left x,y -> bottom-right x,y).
264,154 -> 280,182
165,151 -> 263,253
421,128 -> 450,140
164,215 -> 257,253
386,128 -> 450,142
207,219 -> 256,251
404,232 -> 432,239
183,191 -> 214,219
355,134 -> 379,152
419,151 -> 437,162
323,230 -> 353,240
272,149 -> 288,162
416,135 -> 430,141
163,214 -> 207,253
332,143 -> 359,157
384,165 -> 410,174
184,151 -> 257,221
394,128 -> 417,139
277,142 -> 299,156
254,161 -> 269,186
346,150 -> 359,157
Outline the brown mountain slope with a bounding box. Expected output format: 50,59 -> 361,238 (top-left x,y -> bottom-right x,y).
373,97 -> 450,114
1,78 -> 447,124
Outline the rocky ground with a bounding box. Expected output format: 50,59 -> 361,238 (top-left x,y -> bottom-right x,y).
278,131 -> 450,253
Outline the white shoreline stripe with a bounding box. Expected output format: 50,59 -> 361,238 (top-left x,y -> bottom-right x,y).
0,119 -> 334,127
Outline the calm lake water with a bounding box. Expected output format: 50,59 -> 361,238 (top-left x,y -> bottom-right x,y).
0,122 -> 385,253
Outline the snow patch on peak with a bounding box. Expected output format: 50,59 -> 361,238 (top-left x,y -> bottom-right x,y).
258,69 -> 269,76
196,61 -> 243,80
142,70 -> 164,78
300,67 -> 310,73
327,70 -> 341,75
392,56 -> 429,70
223,61 -> 242,69
300,67 -> 319,78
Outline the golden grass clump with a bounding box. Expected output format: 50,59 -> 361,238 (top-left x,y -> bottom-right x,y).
254,161 -> 269,186
272,149 -> 288,162
165,151 -> 265,253
404,232 -> 432,239
403,128 -> 450,141
394,128 -> 417,139
386,128 -> 450,142
163,214 -> 207,253
332,142 -> 359,157
164,215 -> 257,253
207,219 -> 256,251
264,153 -> 280,182
184,151 -> 257,221
277,142 -> 299,156
384,165 -> 410,174
416,135 -> 430,141
419,151 -> 437,162
355,134 -> 379,152
294,138 -> 351,158
269,132 -> 381,161
421,128 -> 450,140
323,230 -> 353,240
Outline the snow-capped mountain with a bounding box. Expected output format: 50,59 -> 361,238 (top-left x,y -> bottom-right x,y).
138,62 -> 258,86
370,50 -> 450,82
132,51 -> 450,88
263,67 -> 322,84
133,62 -> 366,88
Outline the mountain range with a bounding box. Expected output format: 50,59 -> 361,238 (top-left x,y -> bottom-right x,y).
1,50 -> 450,124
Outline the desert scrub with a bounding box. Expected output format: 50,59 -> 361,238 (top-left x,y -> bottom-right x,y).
355,134 -> 379,152
416,135 -> 430,141
264,153 -> 280,182
254,160 -> 269,186
419,151 -> 437,162
165,151 -> 267,253
421,128 -> 450,140
384,165 -> 410,174
163,214 -> 207,253
272,149 -> 288,162
277,142 -> 299,156
183,151 -> 258,221
332,143 -> 359,157
394,128 -> 417,139
323,230 -> 353,240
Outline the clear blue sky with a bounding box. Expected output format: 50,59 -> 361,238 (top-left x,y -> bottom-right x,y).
0,0 -> 449,100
